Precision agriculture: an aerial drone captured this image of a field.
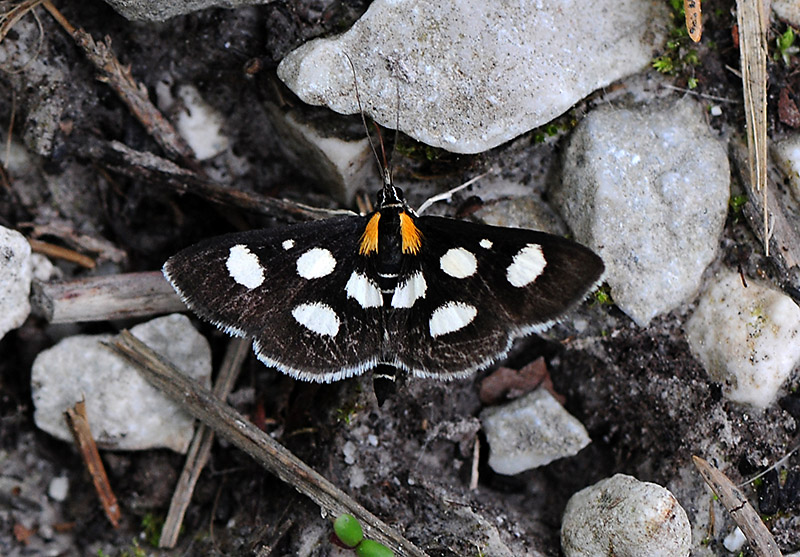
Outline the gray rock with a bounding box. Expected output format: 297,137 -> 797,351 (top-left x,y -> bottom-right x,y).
480,389 -> 590,475
773,0 -> 800,27
0,226 -> 32,340
102,0 -> 271,21
561,474 -> 691,557
31,314 -> 212,452
685,269 -> 800,408
262,103 -> 379,204
553,98 -> 729,326
278,0 -> 667,154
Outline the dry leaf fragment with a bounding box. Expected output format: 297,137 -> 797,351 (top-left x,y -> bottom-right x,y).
685,0 -> 702,42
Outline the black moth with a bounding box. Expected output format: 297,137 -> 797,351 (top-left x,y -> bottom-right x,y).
163,170 -> 604,383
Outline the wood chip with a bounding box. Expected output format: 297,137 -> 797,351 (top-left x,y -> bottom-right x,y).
64,400 -> 121,529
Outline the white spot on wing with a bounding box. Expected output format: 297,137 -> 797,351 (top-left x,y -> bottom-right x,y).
507,244 -> 547,287
391,271 -> 427,308
429,302 -> 477,338
480,239 -> 493,249
440,248 -> 477,279
345,272 -> 382,308
292,302 -> 340,337
282,239 -> 294,250
226,244 -> 264,289
296,248 -> 336,279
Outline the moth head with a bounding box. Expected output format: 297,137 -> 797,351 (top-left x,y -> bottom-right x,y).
376,183 -> 405,209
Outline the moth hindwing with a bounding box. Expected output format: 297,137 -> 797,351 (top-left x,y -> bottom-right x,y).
164,183 -> 604,382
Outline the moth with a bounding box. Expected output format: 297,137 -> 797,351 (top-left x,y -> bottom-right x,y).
163,170 -> 604,384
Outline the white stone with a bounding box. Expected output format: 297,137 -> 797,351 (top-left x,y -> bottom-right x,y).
47,476 -> 69,502
561,474 -> 691,557
440,248 -> 477,279
292,302 -> 340,337
282,239 -> 295,250
277,0 -> 667,154
685,269 -> 800,408
429,302 -> 477,338
263,103 -> 379,204
553,98 -> 729,326
31,314 -> 212,452
481,389 -> 590,475
773,0 -> 800,27
296,248 -> 336,279
226,244 -> 264,289
723,527 -> 746,552
391,271 -> 427,308
0,226 -> 32,340
345,271 -> 382,308
506,244 -> 547,288
479,239 -> 493,249
174,85 -> 229,160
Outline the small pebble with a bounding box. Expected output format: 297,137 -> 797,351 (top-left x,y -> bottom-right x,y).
481,389 -> 590,475
47,476 -> 69,502
723,527 -> 746,552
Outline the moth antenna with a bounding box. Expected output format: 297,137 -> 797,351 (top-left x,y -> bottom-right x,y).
343,53 -> 384,177
386,79 -> 401,187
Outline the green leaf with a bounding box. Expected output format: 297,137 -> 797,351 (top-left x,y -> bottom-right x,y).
355,539 -> 395,557
652,56 -> 674,74
333,514 -> 364,548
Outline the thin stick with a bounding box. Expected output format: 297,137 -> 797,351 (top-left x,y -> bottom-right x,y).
28,238 -> 96,269
108,331 -> 429,557
64,400 -> 121,529
159,338 -> 250,548
692,456 -> 781,557
31,271 -> 186,323
416,171 -> 492,215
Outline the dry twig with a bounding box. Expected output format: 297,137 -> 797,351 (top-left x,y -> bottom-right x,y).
31,271 -> 185,323
28,238 -> 96,268
159,338 -> 250,548
108,331 -> 429,557
736,0 -> 769,255
64,400 -> 121,528
693,455 -> 781,557
732,142 -> 800,298
91,139 -> 353,221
